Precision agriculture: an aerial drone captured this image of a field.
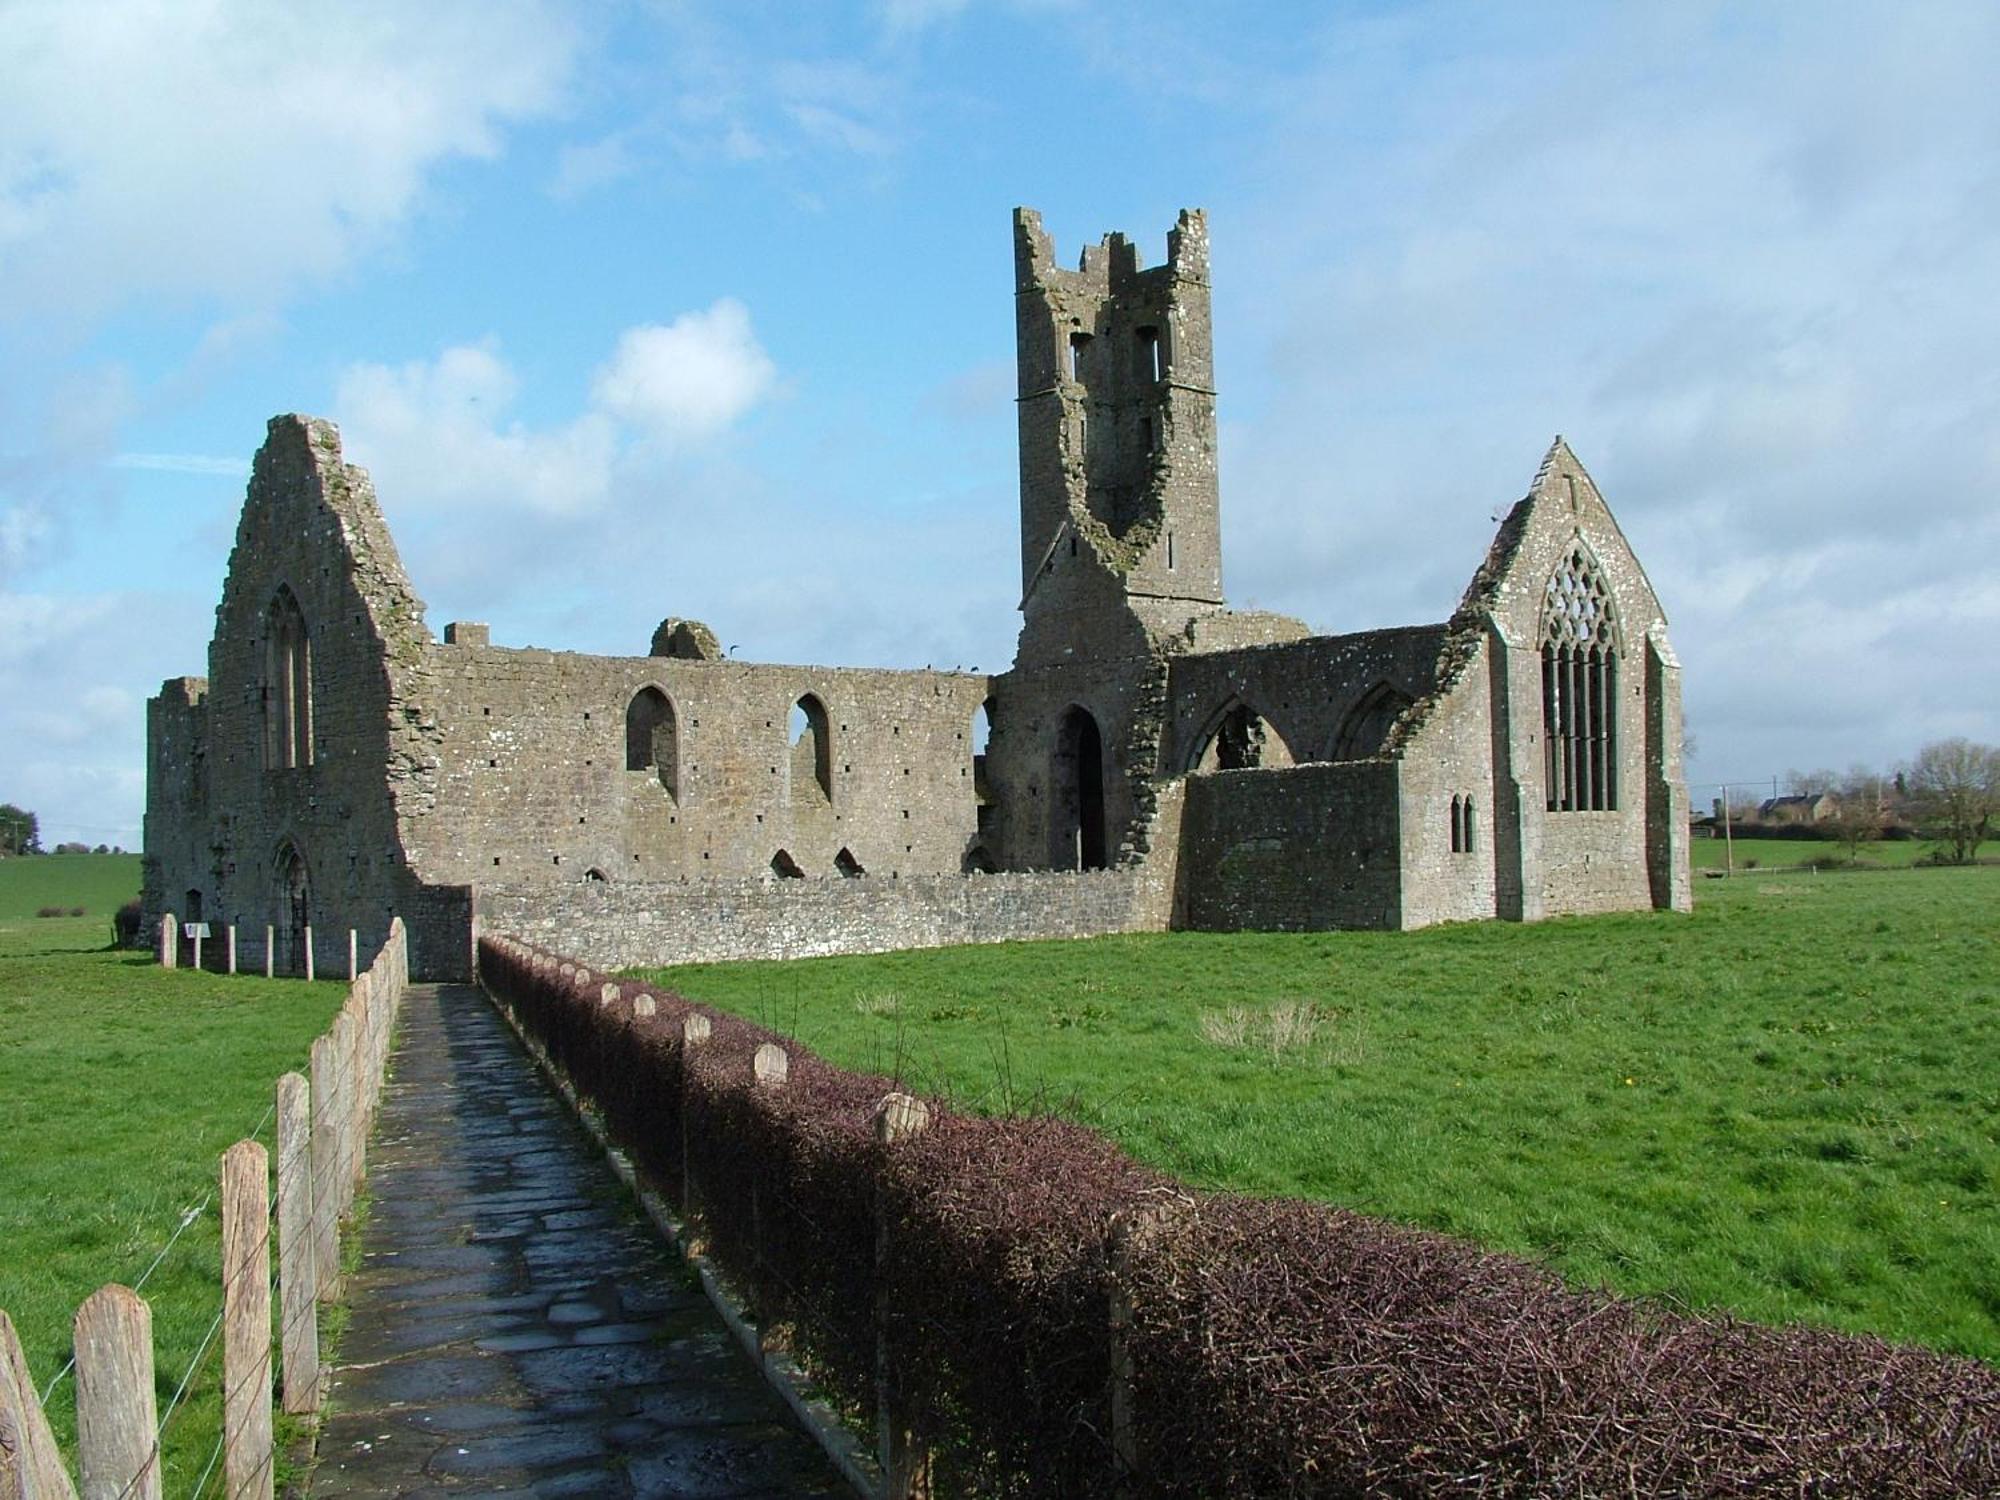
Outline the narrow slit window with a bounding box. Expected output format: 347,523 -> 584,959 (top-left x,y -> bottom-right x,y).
1450,795 -> 1463,852
1068,331 -> 1091,381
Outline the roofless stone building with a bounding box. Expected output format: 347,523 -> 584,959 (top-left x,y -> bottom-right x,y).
144,208 -> 1691,980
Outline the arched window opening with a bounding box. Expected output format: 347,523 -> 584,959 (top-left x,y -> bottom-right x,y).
1461,796 -> 1476,854
1541,547 -> 1620,812
1052,705 -> 1108,871
790,695 -> 832,802
262,586 -> 313,769
771,849 -> 805,879
1330,683 -> 1413,761
584,867 -> 609,883
625,686 -> 679,799
1450,796 -> 1463,853
971,699 -> 993,800
963,845 -> 998,875
1190,701 -> 1297,773
835,847 -> 864,878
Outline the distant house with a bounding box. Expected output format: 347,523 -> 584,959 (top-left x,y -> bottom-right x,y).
1759,792 -> 1840,825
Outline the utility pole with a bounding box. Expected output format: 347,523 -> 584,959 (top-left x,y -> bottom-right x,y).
1721,782 -> 1735,877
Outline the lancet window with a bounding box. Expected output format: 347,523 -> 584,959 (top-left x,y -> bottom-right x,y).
263,586 -> 313,769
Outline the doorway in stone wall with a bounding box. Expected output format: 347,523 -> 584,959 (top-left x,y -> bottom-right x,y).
275,841 -> 310,976
1051,705 -> 1108,871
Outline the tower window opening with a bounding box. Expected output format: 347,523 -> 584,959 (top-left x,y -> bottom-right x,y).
1068,331 -> 1091,381
1167,531 -> 1175,570
771,849 -> 805,879
1462,796 -> 1476,853
1450,795 -> 1463,853
1136,326 -> 1162,382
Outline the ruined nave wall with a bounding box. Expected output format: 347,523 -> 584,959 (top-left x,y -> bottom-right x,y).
400,640 -> 992,892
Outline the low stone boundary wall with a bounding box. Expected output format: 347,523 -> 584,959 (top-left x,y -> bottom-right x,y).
478,934 -> 2000,1498
476,866 -> 1172,971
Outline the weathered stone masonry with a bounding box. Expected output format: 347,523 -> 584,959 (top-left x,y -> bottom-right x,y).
145,207 -> 1690,980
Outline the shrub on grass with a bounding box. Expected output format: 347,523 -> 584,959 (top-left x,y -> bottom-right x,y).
34,905 -> 63,917
111,899 -> 142,947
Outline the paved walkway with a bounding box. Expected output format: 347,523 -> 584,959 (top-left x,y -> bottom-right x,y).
308,984 -> 847,1499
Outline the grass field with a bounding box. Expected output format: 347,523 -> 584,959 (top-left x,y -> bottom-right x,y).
0,855 -> 346,1487
1689,833 -> 2000,869
645,863 -> 2000,1362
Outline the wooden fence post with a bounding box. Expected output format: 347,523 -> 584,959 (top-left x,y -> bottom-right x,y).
74,1285 -> 159,1500
275,1073 -> 320,1414
680,1015 -> 711,1242
220,1141 -> 273,1500
1,1308 -> 78,1499
342,1005 -> 367,1194
157,914 -> 176,970
309,1034 -> 340,1303
874,1092 -> 932,1500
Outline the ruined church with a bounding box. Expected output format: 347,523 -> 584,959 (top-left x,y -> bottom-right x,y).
144,208 -> 1691,980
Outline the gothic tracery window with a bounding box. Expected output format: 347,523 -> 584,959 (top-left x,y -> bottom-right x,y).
1541,547 -> 1619,812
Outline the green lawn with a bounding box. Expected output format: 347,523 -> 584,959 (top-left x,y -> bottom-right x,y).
644,865 -> 2000,1362
0,856 -> 346,1488
1690,833 -> 2000,869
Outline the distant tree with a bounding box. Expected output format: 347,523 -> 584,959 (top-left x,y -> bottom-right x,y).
1825,766 -> 1891,861
93,843 -> 108,855
1906,739 -> 2000,864
0,804 -> 39,856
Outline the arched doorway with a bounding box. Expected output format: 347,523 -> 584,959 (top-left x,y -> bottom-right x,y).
1051,706 -> 1108,871
275,841 -> 310,976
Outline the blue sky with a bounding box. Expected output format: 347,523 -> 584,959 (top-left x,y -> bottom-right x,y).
4,0 -> 1997,846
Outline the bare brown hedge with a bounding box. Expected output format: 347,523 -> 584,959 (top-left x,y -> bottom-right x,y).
478,934 -> 2000,1497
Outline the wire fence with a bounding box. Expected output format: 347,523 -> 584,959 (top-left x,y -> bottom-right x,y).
0,919 -> 408,1500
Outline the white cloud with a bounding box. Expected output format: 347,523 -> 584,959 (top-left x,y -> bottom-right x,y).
111,454 -> 250,478
590,301 -> 779,445
336,300 -> 777,529
0,0 -> 579,323
336,341 -> 618,519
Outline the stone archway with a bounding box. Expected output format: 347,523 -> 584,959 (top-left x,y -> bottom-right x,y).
275,840 -> 310,976
1051,705 -> 1108,871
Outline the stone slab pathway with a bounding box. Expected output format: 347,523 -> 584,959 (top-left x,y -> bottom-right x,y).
307,984 -> 847,1499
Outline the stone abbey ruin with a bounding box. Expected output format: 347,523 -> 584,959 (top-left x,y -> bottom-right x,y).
143,207 -> 1691,980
